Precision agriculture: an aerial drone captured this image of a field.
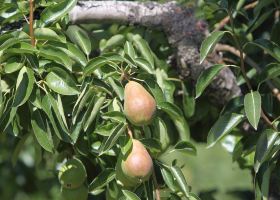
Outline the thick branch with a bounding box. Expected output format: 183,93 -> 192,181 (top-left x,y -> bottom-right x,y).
70,1 -> 241,104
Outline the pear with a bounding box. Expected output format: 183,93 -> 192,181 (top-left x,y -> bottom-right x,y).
61,184 -> 88,200
58,158 -> 87,189
116,139 -> 153,187
124,81 -> 156,126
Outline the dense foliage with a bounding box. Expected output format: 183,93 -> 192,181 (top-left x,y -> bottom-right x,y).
1,0 -> 280,200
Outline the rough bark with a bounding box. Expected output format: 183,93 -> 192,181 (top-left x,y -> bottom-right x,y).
69,1 -> 241,105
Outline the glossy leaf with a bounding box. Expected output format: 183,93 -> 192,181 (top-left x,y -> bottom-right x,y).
31,109 -> 54,153
34,28 -> 63,42
122,190 -> 141,200
244,91 -> 261,130
195,64 -> 226,98
99,123 -> 127,155
89,169 -> 115,193
207,113 -> 244,148
66,25 -> 91,55
170,165 -> 190,198
133,35 -> 154,67
158,102 -> 190,141
41,0 -> 77,25
39,45 -> 73,71
254,129 -> 279,173
124,41 -> 136,58
46,68 -> 79,95
200,31 -> 228,64
13,67 -> 35,107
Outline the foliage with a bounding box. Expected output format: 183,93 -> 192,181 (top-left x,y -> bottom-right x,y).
1,0 -> 280,200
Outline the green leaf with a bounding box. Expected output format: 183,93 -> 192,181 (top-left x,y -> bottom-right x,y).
124,41 -> 136,58
83,96 -> 106,131
254,129 -> 279,173
104,34 -> 125,50
200,31 -> 228,64
161,167 -> 178,192
247,39 -> 280,62
4,56 -> 24,74
182,84 -> 195,118
207,113 -> 244,148
144,79 -> 165,103
256,63 -> 280,83
170,165 -> 190,198
244,91 -> 261,130
84,56 -> 118,76
34,28 -> 63,42
41,0 -> 77,25
152,117 -> 170,151
99,123 -> 127,155
122,190 -> 141,200
170,141 -> 197,156
41,95 -> 71,143
158,102 -> 190,141
133,35 -> 154,68
31,109 -> 54,153
89,169 -> 115,193
46,67 -> 79,95
13,67 -> 35,107
39,45 -> 73,71
102,111 -> 126,123
108,77 -> 124,100
66,25 -> 91,56
134,58 -> 154,74
195,64 -> 226,98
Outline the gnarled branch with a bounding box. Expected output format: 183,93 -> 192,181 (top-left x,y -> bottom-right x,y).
70,1 -> 241,104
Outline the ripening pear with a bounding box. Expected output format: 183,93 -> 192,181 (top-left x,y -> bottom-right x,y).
124,81 -> 156,126
116,139 -> 153,187
61,184 -> 88,200
58,158 -> 87,189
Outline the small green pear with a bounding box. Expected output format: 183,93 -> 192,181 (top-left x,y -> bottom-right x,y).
124,81 -> 156,126
61,184 -> 88,200
58,158 -> 87,189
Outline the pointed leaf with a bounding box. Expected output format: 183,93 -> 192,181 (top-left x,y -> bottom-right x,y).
170,166 -> 190,198
244,91 -> 261,130
200,31 -> 228,63
207,113 -> 244,148
46,67 -> 79,95
89,169 -> 115,193
158,102 -> 190,141
41,0 -> 77,25
66,25 -> 91,55
122,190 -> 141,200
195,64 -> 226,98
254,129 -> 279,173
31,109 -> 54,153
13,67 -> 35,107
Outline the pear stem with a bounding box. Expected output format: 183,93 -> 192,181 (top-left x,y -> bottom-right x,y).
127,125 -> 133,138
152,168 -> 161,200
29,0 -> 35,47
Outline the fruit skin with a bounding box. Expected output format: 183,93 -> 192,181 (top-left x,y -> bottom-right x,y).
116,139 -> 153,187
58,158 -> 87,189
124,81 -> 156,126
61,184 -> 88,200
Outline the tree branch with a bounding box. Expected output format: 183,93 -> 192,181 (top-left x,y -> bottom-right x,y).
70,1 -> 241,105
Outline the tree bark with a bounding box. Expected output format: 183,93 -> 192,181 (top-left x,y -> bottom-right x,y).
69,1 -> 241,105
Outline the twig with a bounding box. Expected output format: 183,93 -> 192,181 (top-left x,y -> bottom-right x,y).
214,1 -> 258,31
152,168 -> 161,200
29,0 -> 35,47
215,44 -> 280,102
228,10 -> 277,131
